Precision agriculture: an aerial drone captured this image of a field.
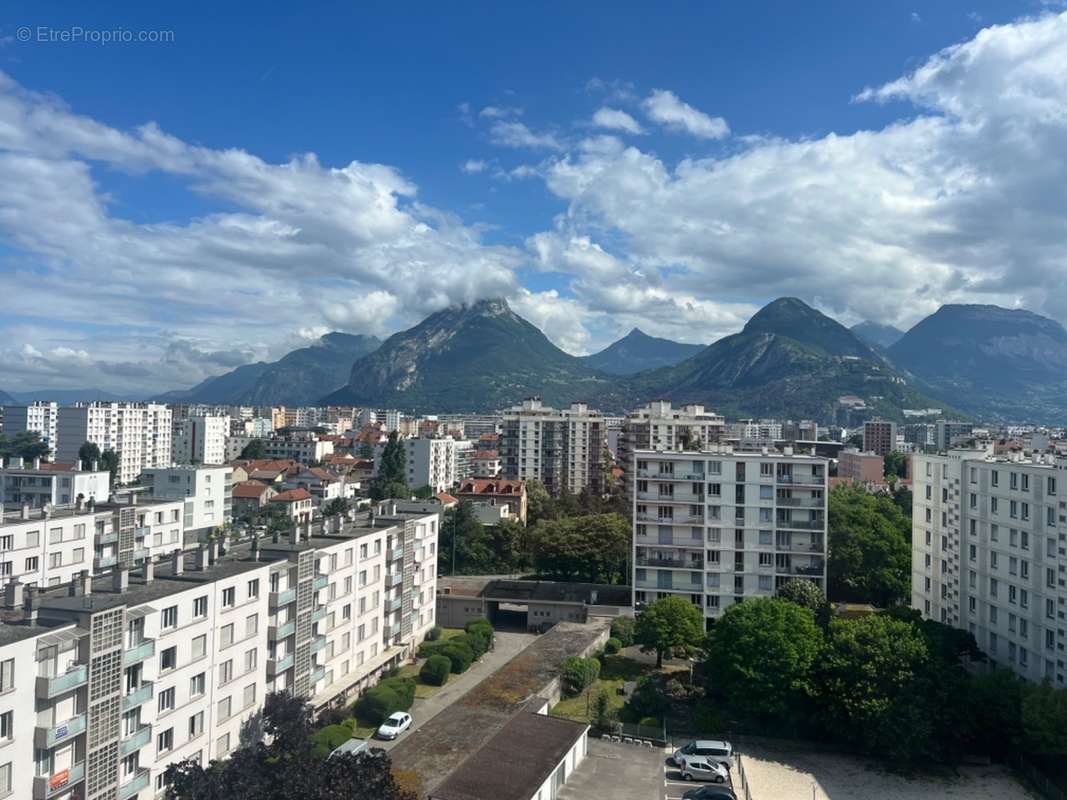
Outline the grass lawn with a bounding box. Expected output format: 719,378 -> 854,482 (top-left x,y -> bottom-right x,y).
396,662 -> 453,699
551,655 -> 653,724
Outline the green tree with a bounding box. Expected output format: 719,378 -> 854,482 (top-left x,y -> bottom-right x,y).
99,449 -> 121,485
263,691 -> 314,757
78,441 -> 102,465
321,498 -> 349,518
968,669 -> 1026,758
1022,681 -> 1067,755
610,616 -> 635,647
883,450 -> 907,481
634,596 -> 704,668
827,484 -> 911,606
705,597 -> 822,718
370,432 -> 409,501
240,439 -> 267,459
412,485 -> 435,500
776,578 -> 826,614
531,513 -> 629,583
441,501 -> 490,574
560,656 -> 601,697
0,431 -> 50,461
525,479 -> 553,525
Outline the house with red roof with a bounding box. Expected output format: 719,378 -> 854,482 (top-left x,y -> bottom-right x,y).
231,480 -> 277,518
454,478 -> 527,525
268,487 -> 314,524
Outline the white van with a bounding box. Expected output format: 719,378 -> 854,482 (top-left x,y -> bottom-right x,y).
671,740 -> 734,770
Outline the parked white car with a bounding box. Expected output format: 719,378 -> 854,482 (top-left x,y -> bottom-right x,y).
679,755 -> 730,783
375,712 -> 412,740
671,739 -> 734,770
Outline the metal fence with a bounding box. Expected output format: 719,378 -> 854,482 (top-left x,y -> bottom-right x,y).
1011,753 -> 1067,800
734,752 -> 755,800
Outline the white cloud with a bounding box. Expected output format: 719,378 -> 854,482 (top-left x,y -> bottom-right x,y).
461,159 -> 488,174
479,105 -> 523,118
488,121 -> 564,151
642,89 -> 729,139
911,11 -> 922,23
591,107 -> 645,135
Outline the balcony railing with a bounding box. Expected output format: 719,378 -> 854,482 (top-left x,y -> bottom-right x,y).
36,664 -> 88,699
635,556 -> 704,570
776,518 -> 825,531
383,623 -> 399,639
386,596 -> 403,613
636,513 -> 704,525
310,635 -> 327,654
776,474 -> 825,486
387,546 -> 404,561
634,578 -> 703,592
33,761 -> 85,800
120,724 -> 152,756
635,492 -> 705,504
386,572 -> 403,588
269,620 -> 296,640
635,533 -> 703,548
118,769 -> 150,800
775,496 -> 824,508
780,562 -> 826,576
97,530 -> 118,545
123,639 -> 155,667
311,606 -> 328,623
313,574 -> 329,591
268,653 -> 294,676
775,540 -> 825,553
122,681 -> 153,711
270,588 -> 296,607
94,555 -> 117,570
636,469 -> 706,481
310,665 -> 326,684
35,713 -> 87,748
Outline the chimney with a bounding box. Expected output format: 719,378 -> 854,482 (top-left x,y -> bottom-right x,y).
142,559 -> 154,583
77,459 -> 83,472
20,504 -> 30,521
271,528 -> 280,544
113,567 -> 129,593
251,534 -> 260,562
87,498 -> 95,513
33,457 -> 41,470
11,456 -> 23,469
172,550 -> 185,576
91,459 -> 99,471
23,586 -> 38,624
75,496 -> 83,512
209,541 -> 219,565
287,526 -> 298,549
80,570 -> 92,596
4,581 -> 23,609
196,545 -> 209,571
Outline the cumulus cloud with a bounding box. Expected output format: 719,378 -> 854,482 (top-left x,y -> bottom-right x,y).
591,107 -> 645,135
461,159 -> 488,174
488,121 -> 565,151
642,89 -> 729,139
479,105 -> 523,118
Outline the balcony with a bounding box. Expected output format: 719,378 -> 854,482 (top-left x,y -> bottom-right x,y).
311,606 -> 327,622
122,681 -> 153,711
776,539 -> 825,553
634,577 -> 703,592
118,769 -> 150,800
33,762 -> 85,800
133,526 -> 151,538
120,724 -> 152,756
36,664 -> 88,699
130,547 -> 149,561
94,554 -> 117,570
269,620 -> 295,640
97,530 -> 118,545
35,713 -> 87,748
780,560 -> 826,576
635,532 -> 703,549
310,635 -> 327,654
386,596 -> 403,613
387,545 -> 405,561
310,664 -> 326,683
635,555 -> 704,570
636,513 -> 704,525
383,623 -> 399,639
123,638 -> 155,667
313,574 -> 329,591
268,652 -> 294,677
775,496 -> 824,508
636,469 -> 706,481
776,473 -> 825,486
270,587 -> 296,607
776,518 -> 825,531
386,572 -> 403,588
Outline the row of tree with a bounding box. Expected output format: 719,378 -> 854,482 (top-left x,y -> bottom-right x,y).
705,590 -> 1067,767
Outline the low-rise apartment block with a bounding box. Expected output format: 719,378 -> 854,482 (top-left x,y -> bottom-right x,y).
0,502 -> 438,800
141,466 -> 233,541
912,448 -> 1067,684
837,449 -> 885,484
0,459 -> 111,510
632,446 -> 828,628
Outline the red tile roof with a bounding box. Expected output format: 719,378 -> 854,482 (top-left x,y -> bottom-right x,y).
456,479 -> 525,496
471,450 -> 499,460
269,487 -> 312,503
436,492 -> 459,505
232,481 -> 272,499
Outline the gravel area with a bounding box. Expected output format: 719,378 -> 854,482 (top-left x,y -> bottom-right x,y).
739,741 -> 1037,800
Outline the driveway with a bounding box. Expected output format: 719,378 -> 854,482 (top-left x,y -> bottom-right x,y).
377,630 -> 536,750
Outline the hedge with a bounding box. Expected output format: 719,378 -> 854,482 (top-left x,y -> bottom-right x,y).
420,654 -> 452,686
425,625 -> 444,642
355,676 -> 416,724
610,617 -> 635,647
604,637 -> 622,655
310,723 -> 356,759
437,638 -> 475,674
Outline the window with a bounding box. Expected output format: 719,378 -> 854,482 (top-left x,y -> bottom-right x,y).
243,683 -> 256,708
24,556 -> 38,572
190,672 -> 205,697
219,660 -> 233,686
158,687 -> 175,713
0,762 -> 9,795
220,624 -> 234,648
160,646 -> 177,671
222,587 -> 235,607
244,648 -> 257,674
192,634 -> 206,661
247,579 -> 259,599
216,733 -> 230,759
162,605 -> 178,629
245,614 -> 258,637
189,711 -> 204,738
217,696 -> 231,720
194,596 -> 208,617
157,727 -> 174,754
0,659 -> 13,692
0,711 -> 11,741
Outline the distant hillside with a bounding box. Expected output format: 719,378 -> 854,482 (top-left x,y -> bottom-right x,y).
162,332 -> 380,405
8,388 -> 137,403
889,304 -> 1067,422
851,321 -> 905,349
629,298 -> 943,420
323,298 -> 621,412
0,390 -> 13,404
580,328 -> 705,374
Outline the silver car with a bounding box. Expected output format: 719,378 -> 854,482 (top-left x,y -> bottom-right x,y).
679,755 -> 730,783
671,739 -> 734,770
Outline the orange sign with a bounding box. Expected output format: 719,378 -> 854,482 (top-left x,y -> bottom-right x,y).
49,769 -> 70,789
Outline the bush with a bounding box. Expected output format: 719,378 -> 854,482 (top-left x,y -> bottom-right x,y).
310,723 -> 357,759
426,625 -> 444,642
420,654 -> 452,686
382,676 -> 416,710
610,617 -> 635,647
316,705 -> 350,727
355,677 -> 416,724
604,637 -> 621,655
464,619 -> 494,656
437,639 -> 475,674
418,639 -> 443,658
464,628 -> 490,659
627,676 -> 667,719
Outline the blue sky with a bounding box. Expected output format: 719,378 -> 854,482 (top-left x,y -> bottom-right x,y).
0,2 -> 1064,393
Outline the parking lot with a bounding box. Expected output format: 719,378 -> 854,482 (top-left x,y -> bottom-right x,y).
558,738 -> 667,800
664,751 -> 735,800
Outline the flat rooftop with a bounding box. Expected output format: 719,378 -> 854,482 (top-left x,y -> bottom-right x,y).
438,577 -> 631,607
390,619 -> 609,797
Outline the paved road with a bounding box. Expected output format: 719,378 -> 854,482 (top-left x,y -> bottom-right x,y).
377,630 -> 537,750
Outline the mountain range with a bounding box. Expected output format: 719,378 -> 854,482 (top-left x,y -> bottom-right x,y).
850,321 -> 905,349
159,332 -> 380,405
579,328 -> 705,374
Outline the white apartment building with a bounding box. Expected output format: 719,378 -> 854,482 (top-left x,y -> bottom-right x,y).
358,408 -> 404,432
262,434 -> 334,464
0,502 -> 438,800
618,401 -> 725,499
500,399 -> 604,496
0,496 -> 184,587
375,438 -> 457,493
0,459 -> 111,510
725,419 -> 784,443
56,403 -> 173,485
141,466 -> 233,539
2,401 -> 59,459
171,415 -> 230,466
632,446 -> 828,629
912,448 -> 1067,684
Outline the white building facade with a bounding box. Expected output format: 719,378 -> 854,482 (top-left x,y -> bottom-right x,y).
500,399 -> 604,496
632,447 -> 828,629
55,403 -> 173,485
2,401 -> 59,459
912,448 -> 1066,684
141,466 -> 233,539
0,461 -> 111,511
171,415 -> 230,466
